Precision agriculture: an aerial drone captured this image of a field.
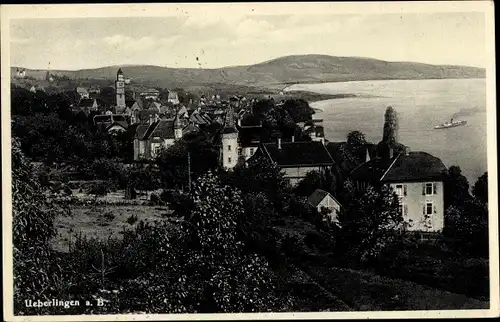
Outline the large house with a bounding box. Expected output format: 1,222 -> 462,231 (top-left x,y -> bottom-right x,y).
76,87 -> 90,99
253,140 -> 336,186
93,114 -> 128,135
140,88 -> 160,101
350,148 -> 447,232
73,98 -> 99,115
132,116 -> 192,161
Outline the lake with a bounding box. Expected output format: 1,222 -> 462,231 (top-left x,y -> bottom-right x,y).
285,79 -> 487,185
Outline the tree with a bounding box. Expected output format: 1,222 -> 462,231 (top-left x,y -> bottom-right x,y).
227,155 -> 291,209
282,99 -> 315,123
119,172 -> 291,313
442,165 -> 472,209
12,138 -> 68,314
157,132 -> 220,190
335,180 -> 403,267
444,172 -> 489,257
346,130 -> 368,163
472,172 -> 488,205
294,169 -> 337,198
376,106 -> 406,157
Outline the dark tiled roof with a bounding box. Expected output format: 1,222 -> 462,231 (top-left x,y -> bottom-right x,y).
148,119 -> 175,140
307,189 -> 330,207
134,123 -> 151,140
307,189 -> 341,208
350,157 -> 396,182
78,98 -> 96,108
350,152 -> 447,183
125,99 -> 137,109
189,113 -> 212,125
261,141 -> 335,167
382,152 -> 447,182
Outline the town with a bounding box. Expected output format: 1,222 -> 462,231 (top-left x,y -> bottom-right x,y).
11,67 -> 490,314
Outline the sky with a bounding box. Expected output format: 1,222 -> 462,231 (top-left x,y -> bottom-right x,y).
10,11 -> 487,70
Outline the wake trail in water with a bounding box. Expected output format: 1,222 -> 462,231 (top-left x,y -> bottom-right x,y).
451,106 -> 481,119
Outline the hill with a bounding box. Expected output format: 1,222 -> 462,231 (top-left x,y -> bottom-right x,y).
11,54 -> 485,89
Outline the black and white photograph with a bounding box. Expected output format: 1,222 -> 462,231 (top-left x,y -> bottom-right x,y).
1,2 -> 498,320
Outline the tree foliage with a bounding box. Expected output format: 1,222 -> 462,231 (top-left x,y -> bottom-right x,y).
12,138 -> 68,313
157,132 -> 220,190
335,180 -> 403,267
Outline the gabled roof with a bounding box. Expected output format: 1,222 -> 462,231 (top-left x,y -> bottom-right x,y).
147,119 -> 175,140
78,98 -> 97,108
260,141 -> 335,167
189,112 -> 212,125
134,123 -> 151,140
350,152 -> 447,183
307,189 -> 341,208
125,99 -> 138,109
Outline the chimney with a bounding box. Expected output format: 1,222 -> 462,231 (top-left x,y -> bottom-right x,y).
366,148 -> 371,162
149,114 -> 155,125
292,135 -> 295,143
405,146 -> 410,156
278,138 -> 282,150
237,118 -> 242,127
389,147 -> 394,159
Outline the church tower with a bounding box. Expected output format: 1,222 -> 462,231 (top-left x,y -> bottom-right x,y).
221,106 -> 239,170
115,68 -> 126,109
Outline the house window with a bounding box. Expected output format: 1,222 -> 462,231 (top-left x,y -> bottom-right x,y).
228,157 -> 232,164
249,148 -> 255,155
426,202 -> 433,215
423,182 -> 437,195
403,184 -> 407,196
395,185 -> 403,196
154,146 -> 161,155
228,145 -> 232,151
403,204 -> 408,216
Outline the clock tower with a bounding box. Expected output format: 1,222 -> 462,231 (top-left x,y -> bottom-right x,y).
115,68 -> 126,109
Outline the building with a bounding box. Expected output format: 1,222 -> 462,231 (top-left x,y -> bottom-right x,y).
89,85 -> 101,95
307,189 -> 342,223
304,125 -> 325,144
350,149 -> 447,232
15,68 -> 26,78
140,88 -> 160,100
75,98 -> 99,115
116,69 -> 126,110
93,114 -> 128,135
253,140 -> 335,186
167,91 -> 180,105
132,115 -> 188,161
76,87 -> 90,99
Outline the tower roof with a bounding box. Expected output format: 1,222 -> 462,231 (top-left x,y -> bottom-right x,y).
117,68 -> 123,75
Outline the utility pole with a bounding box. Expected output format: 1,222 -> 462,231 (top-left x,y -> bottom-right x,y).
188,151 -> 192,192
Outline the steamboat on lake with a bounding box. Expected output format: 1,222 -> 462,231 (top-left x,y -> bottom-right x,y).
434,118 -> 467,129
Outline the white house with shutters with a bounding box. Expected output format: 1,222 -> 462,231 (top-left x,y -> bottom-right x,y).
351,150 -> 447,232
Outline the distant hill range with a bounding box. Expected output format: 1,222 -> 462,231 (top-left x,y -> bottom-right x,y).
12,54 -> 485,89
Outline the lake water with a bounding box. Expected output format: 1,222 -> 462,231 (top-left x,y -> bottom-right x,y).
285,79 -> 487,185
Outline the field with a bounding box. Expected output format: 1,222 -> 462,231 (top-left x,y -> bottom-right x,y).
51,204 -> 176,253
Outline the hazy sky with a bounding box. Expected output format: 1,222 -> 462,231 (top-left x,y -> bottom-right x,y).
10,12 -> 487,70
